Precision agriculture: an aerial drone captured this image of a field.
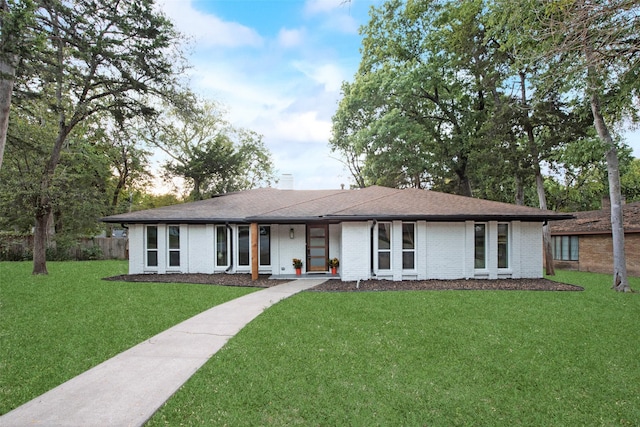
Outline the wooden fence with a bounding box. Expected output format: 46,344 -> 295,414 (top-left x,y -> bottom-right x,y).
0,235 -> 128,261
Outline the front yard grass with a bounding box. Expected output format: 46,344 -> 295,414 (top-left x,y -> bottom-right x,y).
148,270 -> 640,426
0,261 -> 258,415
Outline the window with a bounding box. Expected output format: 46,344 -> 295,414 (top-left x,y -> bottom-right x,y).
238,226 -> 250,266
146,226 -> 158,267
474,224 -> 486,269
216,225 -> 228,267
259,226 -> 271,266
402,223 -> 415,270
497,223 -> 509,268
378,222 -> 391,270
168,226 -> 180,267
552,236 -> 579,261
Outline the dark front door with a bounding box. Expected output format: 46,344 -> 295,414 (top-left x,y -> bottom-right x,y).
307,224 -> 328,272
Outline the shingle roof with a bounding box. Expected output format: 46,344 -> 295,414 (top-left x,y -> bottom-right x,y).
102,186 -> 573,224
550,201 -> 640,235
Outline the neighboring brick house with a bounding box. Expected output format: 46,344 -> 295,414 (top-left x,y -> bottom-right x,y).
102,186 -> 571,281
549,200 -> 640,277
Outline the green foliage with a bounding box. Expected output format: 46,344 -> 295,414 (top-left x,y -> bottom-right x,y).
146,98 -> 276,200
333,0 -> 639,211
0,106 -> 111,235
149,272 -> 640,426
0,260 -> 258,414
621,158 -> 640,203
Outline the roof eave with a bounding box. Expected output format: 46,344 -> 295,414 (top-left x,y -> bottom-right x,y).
103,213 -> 574,224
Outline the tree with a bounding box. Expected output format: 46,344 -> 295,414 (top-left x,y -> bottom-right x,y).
0,0 -> 38,171
0,103 -> 112,238
536,0 -> 640,292
333,0 -> 507,195
11,0 -> 185,274
146,98 -> 276,200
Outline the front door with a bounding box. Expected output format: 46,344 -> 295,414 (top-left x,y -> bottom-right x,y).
307,224 -> 328,272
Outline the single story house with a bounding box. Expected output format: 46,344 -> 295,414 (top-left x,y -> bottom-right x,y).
549,200 -> 640,276
102,185 -> 572,281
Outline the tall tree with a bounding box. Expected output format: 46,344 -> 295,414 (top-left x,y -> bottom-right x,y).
12,0 -> 185,274
334,0 -> 494,194
146,98 -> 276,200
0,0 -> 38,171
537,0 -> 640,292
0,103 -> 112,237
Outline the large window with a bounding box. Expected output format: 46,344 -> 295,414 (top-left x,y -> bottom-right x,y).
497,223 -> 509,268
216,225 -> 228,267
402,223 -> 415,270
474,224 -> 486,269
378,222 -> 391,270
238,226 -> 250,266
260,226 -> 271,266
168,226 -> 180,267
146,226 -> 158,267
552,236 -> 579,261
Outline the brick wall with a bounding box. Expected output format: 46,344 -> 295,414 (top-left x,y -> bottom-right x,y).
341,222 -> 372,281
578,233 -> 640,276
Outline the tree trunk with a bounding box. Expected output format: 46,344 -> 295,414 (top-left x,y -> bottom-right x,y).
32,207 -> 51,275
519,71 -> 554,275
536,168 -> 555,276
590,91 -> 630,292
0,0 -> 17,171
515,174 -> 524,206
0,54 -> 16,172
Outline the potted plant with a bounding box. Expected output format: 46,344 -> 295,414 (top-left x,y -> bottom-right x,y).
292,258 -> 303,275
328,257 -> 339,275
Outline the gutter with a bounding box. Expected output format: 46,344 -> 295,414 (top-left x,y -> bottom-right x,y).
102,213 -> 575,225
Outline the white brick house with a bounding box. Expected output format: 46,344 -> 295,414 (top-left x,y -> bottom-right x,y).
102,186 -> 571,281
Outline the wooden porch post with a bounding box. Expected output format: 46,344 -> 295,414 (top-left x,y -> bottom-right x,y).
251,222 -> 259,281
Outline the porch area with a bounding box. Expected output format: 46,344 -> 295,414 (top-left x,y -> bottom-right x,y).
269,272 -> 341,280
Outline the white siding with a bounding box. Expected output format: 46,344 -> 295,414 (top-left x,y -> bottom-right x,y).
125,219 -> 545,280
426,222 -> 467,279
329,223 -> 342,266
417,221 -> 428,280
276,224 -> 306,275
128,224 -> 144,274
188,224 -> 213,274
341,222 -> 371,281
519,222 -> 543,278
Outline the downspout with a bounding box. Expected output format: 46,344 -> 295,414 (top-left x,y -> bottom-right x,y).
225,223 -> 234,273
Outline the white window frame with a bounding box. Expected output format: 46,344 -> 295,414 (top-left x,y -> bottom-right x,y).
145,225 -> 158,269
497,223 -> 510,269
259,225 -> 271,267
167,225 -> 181,268
237,225 -> 250,268
474,223 -> 487,271
215,225 -> 230,268
376,222 -> 392,271
402,222 -> 416,271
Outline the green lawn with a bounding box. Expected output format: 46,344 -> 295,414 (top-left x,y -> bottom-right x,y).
148,271 -> 640,426
2,263 -> 638,425
0,261 -> 258,415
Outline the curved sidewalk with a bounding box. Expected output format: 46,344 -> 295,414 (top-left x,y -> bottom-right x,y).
0,279 -> 326,427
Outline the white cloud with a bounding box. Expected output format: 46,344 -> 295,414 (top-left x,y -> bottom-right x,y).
278,28 -> 305,48
271,111 -> 332,143
159,0 -> 263,48
293,61 -> 345,92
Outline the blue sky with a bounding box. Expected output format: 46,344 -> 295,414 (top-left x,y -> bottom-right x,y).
156,0 -> 639,191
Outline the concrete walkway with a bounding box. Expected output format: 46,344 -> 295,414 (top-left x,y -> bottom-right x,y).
0,279 -> 326,427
